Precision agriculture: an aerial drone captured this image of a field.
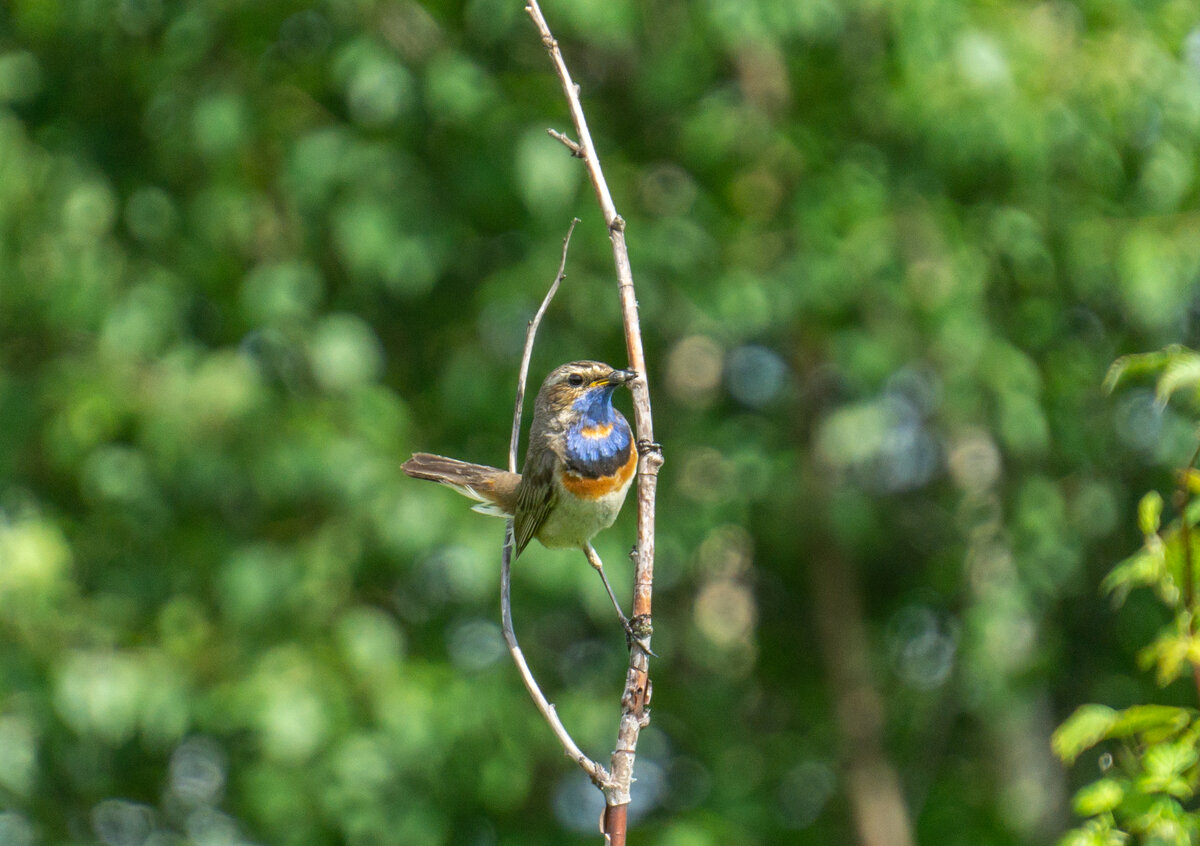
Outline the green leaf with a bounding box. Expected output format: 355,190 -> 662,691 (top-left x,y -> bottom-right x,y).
1139,492 -> 1164,537
1185,471 -> 1200,500
1073,779 -> 1125,816
1136,742 -> 1198,800
1138,630 -> 1191,686
1107,705 -> 1193,743
1056,818 -> 1128,846
1102,346 -> 1200,405
1053,705 -> 1118,764
1102,548 -> 1166,605
1103,348 -> 1180,394
1126,795 -> 1189,842
1156,351 -> 1200,408
1147,823 -> 1191,846
1143,743 -> 1198,782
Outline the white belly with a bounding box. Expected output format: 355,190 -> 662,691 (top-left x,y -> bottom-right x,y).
536,475 -> 633,549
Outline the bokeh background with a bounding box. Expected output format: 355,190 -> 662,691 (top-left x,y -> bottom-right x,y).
2,0 -> 1200,844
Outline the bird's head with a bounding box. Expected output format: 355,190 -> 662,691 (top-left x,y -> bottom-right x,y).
536,360 -> 636,424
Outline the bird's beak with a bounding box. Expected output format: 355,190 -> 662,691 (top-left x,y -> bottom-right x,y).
603,368 -> 637,386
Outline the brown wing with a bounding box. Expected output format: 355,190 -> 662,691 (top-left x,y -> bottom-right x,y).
513,448 -> 557,557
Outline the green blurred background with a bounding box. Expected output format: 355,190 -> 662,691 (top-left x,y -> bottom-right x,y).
2,0 -> 1200,843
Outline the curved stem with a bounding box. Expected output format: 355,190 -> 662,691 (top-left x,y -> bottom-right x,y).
499,220 -> 608,787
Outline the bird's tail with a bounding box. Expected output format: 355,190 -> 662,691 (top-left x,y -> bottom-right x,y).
401,453 -> 520,517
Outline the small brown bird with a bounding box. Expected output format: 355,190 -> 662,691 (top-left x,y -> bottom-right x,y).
403,360 -> 638,624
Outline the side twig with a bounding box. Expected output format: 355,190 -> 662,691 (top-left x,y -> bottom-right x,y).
525,3 -> 664,842
499,220 -> 609,787
548,128 -> 583,157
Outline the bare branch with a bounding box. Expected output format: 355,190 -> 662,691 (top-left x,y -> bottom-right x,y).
525,1 -> 664,838
499,219 -> 609,787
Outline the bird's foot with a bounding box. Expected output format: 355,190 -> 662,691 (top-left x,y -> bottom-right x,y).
636,439 -> 662,457
625,614 -> 655,657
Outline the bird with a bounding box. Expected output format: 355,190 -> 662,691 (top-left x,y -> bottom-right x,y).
402,360 -> 638,628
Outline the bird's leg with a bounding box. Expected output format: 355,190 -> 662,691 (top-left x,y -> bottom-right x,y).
583,544 -> 655,656
583,543 -> 629,628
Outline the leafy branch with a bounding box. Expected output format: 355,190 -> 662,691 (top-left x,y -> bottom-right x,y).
1054,345 -> 1200,846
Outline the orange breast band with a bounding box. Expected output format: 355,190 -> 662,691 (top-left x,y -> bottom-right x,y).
560,446 -> 637,500
580,422 -> 614,439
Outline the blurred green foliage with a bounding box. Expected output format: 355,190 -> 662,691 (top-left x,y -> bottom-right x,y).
1,0 -> 1200,844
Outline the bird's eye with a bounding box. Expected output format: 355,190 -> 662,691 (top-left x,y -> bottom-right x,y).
567,373 -> 585,387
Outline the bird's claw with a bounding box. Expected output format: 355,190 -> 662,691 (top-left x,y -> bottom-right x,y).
636,439 -> 662,457
624,614 -> 655,657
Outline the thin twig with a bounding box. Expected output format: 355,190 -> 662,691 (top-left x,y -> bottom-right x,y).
509,218 -> 579,472
499,220 -> 609,787
525,2 -> 664,840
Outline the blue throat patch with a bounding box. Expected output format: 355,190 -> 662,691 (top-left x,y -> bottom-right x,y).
565,386 -> 632,478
